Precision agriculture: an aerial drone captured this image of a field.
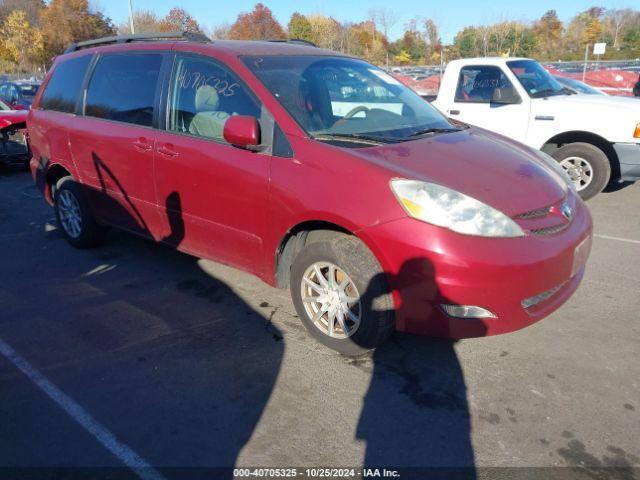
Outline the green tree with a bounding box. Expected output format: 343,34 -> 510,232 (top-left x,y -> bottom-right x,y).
0,9 -> 43,71
452,27 -> 480,58
288,12 -> 313,42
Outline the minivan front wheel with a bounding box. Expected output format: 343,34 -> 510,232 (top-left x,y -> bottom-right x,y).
552,142 -> 610,200
290,233 -> 394,355
54,177 -> 104,248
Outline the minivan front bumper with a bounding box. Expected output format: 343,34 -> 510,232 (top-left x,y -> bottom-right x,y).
614,142 -> 640,181
359,199 -> 593,339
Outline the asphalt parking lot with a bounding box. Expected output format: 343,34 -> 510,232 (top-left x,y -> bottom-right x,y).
0,167 -> 639,479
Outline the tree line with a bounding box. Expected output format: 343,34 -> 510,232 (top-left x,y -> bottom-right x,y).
1,0 -> 639,74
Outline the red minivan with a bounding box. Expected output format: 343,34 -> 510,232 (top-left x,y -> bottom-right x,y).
28,33 -> 592,355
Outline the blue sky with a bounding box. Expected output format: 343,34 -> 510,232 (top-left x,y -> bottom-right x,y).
101,0 -> 632,43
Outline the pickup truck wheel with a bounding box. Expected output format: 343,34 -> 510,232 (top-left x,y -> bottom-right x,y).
290,233 -> 394,356
552,142 -> 610,200
54,177 -> 105,248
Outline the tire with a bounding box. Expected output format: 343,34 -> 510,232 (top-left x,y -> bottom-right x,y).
290,232 -> 394,356
54,177 -> 105,248
551,142 -> 610,201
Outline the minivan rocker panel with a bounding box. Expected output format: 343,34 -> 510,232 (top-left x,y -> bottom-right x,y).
28,35 -> 593,354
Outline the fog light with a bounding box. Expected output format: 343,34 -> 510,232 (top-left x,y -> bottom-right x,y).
440,304 -> 496,319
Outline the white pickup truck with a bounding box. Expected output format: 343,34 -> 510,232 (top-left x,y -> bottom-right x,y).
432,57 -> 640,199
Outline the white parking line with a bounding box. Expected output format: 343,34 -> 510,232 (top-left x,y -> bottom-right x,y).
594,234 -> 640,245
0,337 -> 166,480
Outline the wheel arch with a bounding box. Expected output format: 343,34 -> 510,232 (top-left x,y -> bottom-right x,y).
274,220 -> 358,289
542,130 -> 620,180
44,163 -> 73,204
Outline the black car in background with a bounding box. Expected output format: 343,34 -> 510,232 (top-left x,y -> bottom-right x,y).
0,82 -> 41,109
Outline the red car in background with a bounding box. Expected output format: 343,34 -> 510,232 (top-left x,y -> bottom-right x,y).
0,98 -> 29,167
27,33 -> 592,354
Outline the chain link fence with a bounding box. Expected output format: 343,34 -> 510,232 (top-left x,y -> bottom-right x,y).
0,73 -> 45,82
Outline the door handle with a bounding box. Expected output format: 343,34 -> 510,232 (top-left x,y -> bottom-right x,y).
132,138 -> 153,151
157,143 -> 179,157
449,110 -> 460,115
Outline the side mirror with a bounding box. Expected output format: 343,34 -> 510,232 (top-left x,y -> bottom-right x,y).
491,87 -> 520,105
223,115 -> 261,149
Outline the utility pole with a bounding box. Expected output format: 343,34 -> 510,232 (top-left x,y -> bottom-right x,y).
128,0 -> 135,34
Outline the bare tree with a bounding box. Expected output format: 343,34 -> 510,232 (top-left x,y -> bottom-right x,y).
370,8 -> 398,67
607,9 -> 632,48
477,25 -> 491,56
492,21 -> 512,54
211,22 -> 231,40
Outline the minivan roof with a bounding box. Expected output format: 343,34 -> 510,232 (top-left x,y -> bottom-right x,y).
63,32 -> 345,58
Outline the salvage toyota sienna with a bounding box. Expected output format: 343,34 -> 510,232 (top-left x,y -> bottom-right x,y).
28,33 -> 593,355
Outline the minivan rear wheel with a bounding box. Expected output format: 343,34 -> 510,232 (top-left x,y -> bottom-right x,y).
54,177 -> 105,248
290,233 -> 394,355
552,142 -> 610,200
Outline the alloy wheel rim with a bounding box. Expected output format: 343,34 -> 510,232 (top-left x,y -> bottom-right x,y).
58,190 -> 82,238
300,262 -> 361,339
559,156 -> 593,191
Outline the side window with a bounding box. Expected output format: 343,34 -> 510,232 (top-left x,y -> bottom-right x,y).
40,55 -> 92,113
85,53 -> 162,127
9,86 -> 19,103
455,66 -> 515,103
168,55 -> 261,142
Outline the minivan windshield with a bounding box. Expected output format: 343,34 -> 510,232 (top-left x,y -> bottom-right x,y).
243,55 -> 459,144
507,60 -> 568,98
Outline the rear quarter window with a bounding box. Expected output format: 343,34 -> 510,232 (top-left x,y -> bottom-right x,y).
40,55 -> 92,113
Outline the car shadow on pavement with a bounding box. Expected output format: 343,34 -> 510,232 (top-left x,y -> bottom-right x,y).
2,162 -> 285,478
603,180 -> 635,194
357,259 -> 481,479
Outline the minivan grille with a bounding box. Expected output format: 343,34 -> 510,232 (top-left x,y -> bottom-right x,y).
513,195 -> 575,236
514,206 -> 552,220
529,223 -> 569,236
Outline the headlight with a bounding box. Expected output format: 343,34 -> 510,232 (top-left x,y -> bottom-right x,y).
390,180 -> 524,238
534,149 -> 576,192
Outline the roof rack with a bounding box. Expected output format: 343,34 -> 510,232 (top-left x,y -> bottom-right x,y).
267,38 -> 318,48
64,31 -> 210,54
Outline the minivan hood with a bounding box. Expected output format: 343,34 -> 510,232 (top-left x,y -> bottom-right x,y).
350,128 -> 566,216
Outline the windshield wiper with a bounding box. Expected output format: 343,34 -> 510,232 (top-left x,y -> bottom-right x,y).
532,88 -> 566,98
407,127 -> 461,138
312,132 -> 400,144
